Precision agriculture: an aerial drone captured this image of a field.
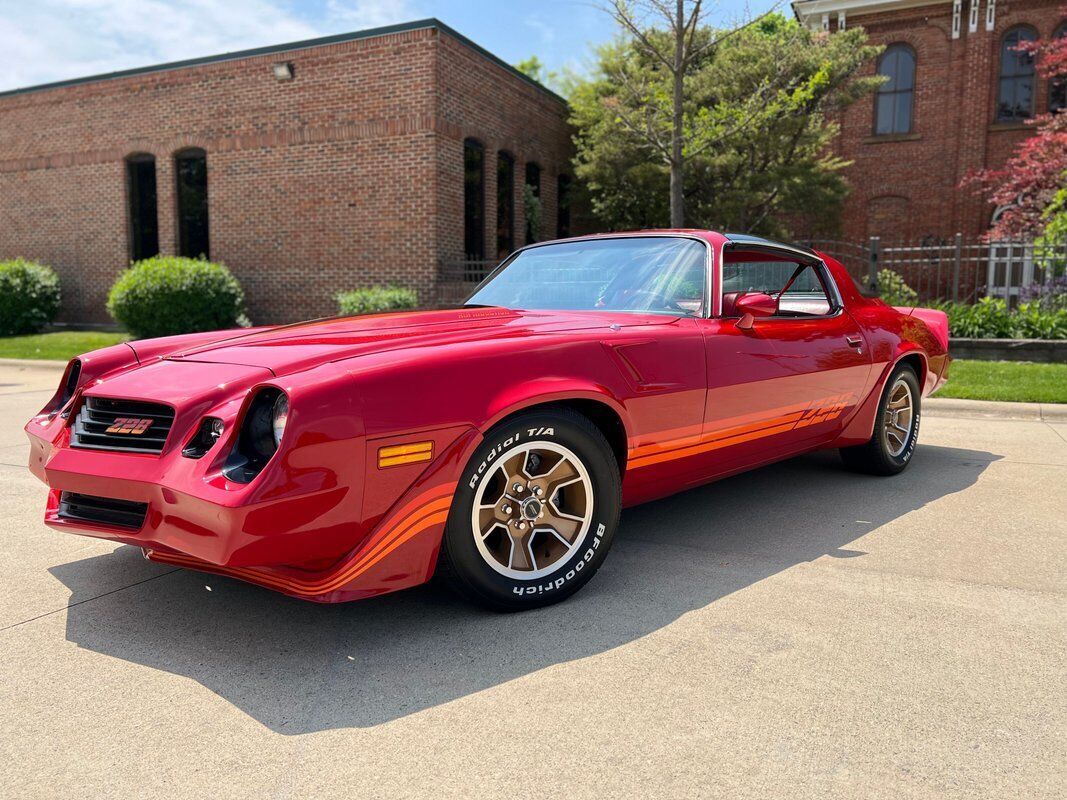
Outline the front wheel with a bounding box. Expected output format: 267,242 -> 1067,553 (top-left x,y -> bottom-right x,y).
840,363 -> 921,476
438,408 -> 621,611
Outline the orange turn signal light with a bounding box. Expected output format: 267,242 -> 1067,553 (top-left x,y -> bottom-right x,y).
378,441 -> 433,469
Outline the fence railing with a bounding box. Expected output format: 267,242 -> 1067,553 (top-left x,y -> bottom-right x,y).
437,259 -> 499,305
437,237 -> 1067,308
803,235 -> 1067,306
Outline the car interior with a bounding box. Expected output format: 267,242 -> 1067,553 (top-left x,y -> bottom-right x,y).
720,248 -> 835,318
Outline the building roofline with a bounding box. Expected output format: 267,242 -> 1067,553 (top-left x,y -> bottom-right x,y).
791,0 -> 951,23
0,17 -> 567,104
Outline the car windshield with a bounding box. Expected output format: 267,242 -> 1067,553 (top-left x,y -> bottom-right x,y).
466,237 -> 706,316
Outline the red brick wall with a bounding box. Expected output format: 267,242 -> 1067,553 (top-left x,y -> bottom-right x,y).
0,24 -> 573,325
832,0 -> 1065,244
433,33 -> 573,267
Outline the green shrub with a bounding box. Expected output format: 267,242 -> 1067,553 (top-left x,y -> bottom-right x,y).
933,297 -> 1067,340
1013,303 -> 1067,339
107,256 -> 249,339
336,286 -> 418,316
877,269 -> 918,307
0,259 -> 61,336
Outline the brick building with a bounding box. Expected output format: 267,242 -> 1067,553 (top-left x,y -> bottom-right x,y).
793,0 -> 1066,243
0,19 -> 574,325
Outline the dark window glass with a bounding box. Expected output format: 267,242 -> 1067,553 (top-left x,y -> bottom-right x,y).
557,174 -> 572,239
1050,24 -> 1067,114
496,151 -> 514,260
998,27 -> 1037,122
175,148 -> 209,258
463,139 -> 485,260
873,45 -> 915,135
524,162 -> 541,244
125,154 -> 158,261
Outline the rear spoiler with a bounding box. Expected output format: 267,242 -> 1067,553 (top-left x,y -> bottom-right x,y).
893,306 -> 949,351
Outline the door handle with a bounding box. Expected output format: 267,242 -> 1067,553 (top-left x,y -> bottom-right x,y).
846,336 -> 864,348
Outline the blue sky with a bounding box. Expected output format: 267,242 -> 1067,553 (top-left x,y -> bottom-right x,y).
0,0 -> 778,93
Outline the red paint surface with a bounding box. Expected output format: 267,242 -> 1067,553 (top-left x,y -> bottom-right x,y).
24,231 -> 949,601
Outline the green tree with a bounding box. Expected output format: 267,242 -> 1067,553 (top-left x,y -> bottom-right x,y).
570,12 -> 882,235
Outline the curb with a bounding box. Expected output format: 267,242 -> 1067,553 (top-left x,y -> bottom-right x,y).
925,396 -> 1067,422
0,358 -> 67,370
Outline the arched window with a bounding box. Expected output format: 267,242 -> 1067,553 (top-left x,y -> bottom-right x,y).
1050,23 -> 1067,114
524,161 -> 541,244
496,151 -> 514,259
997,26 -> 1037,122
463,138 -> 485,260
873,44 -> 915,135
125,153 -> 158,261
174,148 -> 209,258
556,174 -> 572,239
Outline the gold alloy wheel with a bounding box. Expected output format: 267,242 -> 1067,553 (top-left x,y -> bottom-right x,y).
883,377 -> 915,458
471,441 -> 594,579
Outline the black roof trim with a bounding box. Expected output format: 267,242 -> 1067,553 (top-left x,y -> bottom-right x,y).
723,232 -> 818,257
0,18 -> 566,104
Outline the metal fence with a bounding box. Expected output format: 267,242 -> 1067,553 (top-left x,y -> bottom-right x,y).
437,237 -> 1067,307
803,235 -> 1067,306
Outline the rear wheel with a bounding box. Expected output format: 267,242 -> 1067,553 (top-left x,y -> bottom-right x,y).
439,408 -> 621,611
840,364 -> 921,476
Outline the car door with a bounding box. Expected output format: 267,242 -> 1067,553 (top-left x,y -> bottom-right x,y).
697,246 -> 873,475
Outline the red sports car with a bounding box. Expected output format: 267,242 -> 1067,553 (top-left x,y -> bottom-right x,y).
25,231 -> 949,610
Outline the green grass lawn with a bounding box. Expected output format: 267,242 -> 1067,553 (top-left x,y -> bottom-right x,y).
0,330 -> 130,361
935,359 -> 1067,404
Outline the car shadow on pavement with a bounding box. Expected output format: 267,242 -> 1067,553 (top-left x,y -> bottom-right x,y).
49,444 -> 999,734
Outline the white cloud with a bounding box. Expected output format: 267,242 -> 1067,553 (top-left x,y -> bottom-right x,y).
325,0 -> 419,28
0,0 -> 420,92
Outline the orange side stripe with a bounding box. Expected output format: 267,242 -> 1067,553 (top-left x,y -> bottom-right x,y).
151,483 -> 456,597
629,396 -> 855,470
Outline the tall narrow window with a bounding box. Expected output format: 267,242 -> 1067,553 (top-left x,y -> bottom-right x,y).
175,148 -> 209,258
1050,24 -> 1067,114
998,27 -> 1037,122
873,44 -> 915,135
496,151 -> 515,259
125,153 -> 159,261
524,161 -> 541,244
556,174 -> 572,239
463,138 -> 485,260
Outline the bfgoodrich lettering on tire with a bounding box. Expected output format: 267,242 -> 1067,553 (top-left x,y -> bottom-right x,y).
439,407 -> 621,611
840,362 -> 921,476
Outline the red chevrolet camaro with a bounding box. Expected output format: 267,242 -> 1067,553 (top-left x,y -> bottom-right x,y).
25,231 -> 950,610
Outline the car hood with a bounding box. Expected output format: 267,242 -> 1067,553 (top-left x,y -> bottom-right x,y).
159,307 -> 681,377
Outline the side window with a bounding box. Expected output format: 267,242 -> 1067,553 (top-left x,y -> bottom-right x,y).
721,252 -> 833,317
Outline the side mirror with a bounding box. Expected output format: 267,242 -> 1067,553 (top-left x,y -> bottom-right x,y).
734,292 -> 777,330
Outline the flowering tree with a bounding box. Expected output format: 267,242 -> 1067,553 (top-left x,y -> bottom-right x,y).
967,19 -> 1067,241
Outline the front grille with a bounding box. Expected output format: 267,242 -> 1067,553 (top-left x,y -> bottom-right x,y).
58,492 -> 148,530
70,397 -> 175,455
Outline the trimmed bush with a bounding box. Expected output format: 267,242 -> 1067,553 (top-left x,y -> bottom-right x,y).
877,269 -> 918,307
933,297 -> 1067,340
107,256 -> 249,339
0,259 -> 61,336
336,286 -> 418,316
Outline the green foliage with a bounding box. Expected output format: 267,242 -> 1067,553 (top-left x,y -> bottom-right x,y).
336,286 -> 418,316
568,13 -> 883,234
877,269 -> 918,307
933,297 -> 1067,340
107,256 -> 249,339
0,259 -> 61,336
523,183 -> 543,244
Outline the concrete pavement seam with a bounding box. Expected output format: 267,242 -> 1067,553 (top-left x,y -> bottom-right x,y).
0,568 -> 181,632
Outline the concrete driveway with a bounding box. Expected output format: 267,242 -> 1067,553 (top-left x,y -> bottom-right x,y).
0,362 -> 1063,799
